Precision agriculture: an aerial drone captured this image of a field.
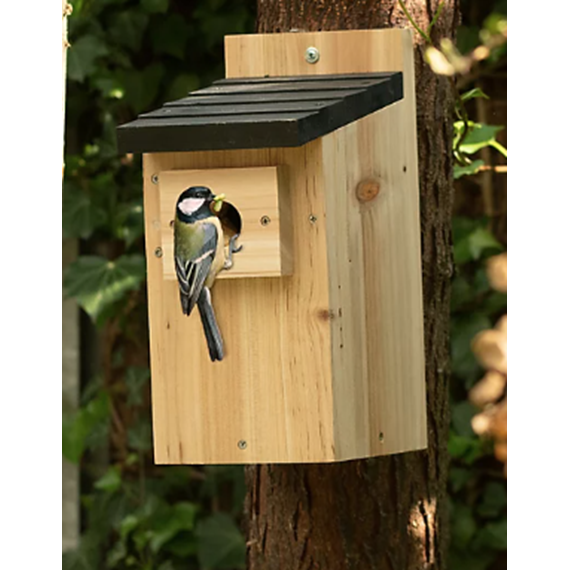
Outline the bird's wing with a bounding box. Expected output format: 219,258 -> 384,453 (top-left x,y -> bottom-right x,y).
175,222 -> 218,316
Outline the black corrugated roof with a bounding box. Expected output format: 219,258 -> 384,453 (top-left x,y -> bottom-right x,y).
116,72 -> 402,153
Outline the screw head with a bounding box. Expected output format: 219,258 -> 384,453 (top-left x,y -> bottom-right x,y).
378,432 -> 385,443
309,214 -> 317,223
305,47 -> 320,64
237,440 -> 248,450
260,215 -> 271,226
151,173 -> 159,184
154,247 -> 163,258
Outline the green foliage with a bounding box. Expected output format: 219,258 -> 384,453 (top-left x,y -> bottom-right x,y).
63,0 -> 255,568
197,513 -> 246,569
448,213 -> 506,568
63,390 -> 110,464
64,255 -> 146,324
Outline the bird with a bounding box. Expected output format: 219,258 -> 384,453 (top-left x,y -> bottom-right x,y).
173,186 -> 228,361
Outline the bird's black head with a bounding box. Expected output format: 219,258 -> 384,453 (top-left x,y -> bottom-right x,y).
176,186 -> 215,222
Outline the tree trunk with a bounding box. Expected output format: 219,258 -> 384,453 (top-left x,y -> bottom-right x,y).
245,2 -> 459,569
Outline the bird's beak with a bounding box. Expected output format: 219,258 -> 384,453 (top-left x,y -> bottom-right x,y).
212,193 -> 226,213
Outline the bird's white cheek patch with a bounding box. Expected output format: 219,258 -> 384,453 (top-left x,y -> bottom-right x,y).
178,198 -> 205,215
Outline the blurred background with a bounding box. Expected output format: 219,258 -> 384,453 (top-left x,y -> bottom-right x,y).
62,1 -> 506,568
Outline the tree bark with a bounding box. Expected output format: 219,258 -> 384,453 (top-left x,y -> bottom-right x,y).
245,2 -> 459,569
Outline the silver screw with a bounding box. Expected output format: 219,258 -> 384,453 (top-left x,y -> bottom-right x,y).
154,247 -> 163,258
378,432 -> 385,443
260,215 -> 271,226
309,214 -> 317,223
151,173 -> 159,184
305,47 -> 320,64
237,440 -> 248,450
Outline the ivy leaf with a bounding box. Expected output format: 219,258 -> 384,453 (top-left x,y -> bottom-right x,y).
477,482 -> 507,518
127,417 -> 152,452
119,64 -> 164,114
460,88 -> 489,103
152,14 -> 188,59
166,73 -> 200,101
476,520 -> 507,550
467,227 -> 502,260
108,11 -> 149,52
95,466 -> 122,493
150,502 -> 198,553
454,159 -> 484,179
63,255 -> 146,323
197,513 -> 246,569
451,504 -> 477,549
451,313 -> 491,385
114,199 -> 144,248
63,391 -> 110,463
452,401 -> 478,437
454,225 -> 502,264
455,122 -> 504,155
63,190 -> 107,239
67,35 -> 109,82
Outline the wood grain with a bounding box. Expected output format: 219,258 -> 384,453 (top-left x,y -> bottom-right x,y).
157,167 -> 292,280
144,142 -> 334,464
227,29 -> 426,458
143,29 -> 426,464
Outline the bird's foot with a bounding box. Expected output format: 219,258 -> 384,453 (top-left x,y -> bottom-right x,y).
224,234 -> 243,270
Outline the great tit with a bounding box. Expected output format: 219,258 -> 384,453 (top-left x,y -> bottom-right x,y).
174,186 -> 228,361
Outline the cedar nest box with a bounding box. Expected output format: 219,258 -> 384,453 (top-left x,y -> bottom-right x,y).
117,29 -> 427,465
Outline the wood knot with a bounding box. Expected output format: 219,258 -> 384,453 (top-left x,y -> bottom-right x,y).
317,309 -> 335,321
356,179 -> 381,203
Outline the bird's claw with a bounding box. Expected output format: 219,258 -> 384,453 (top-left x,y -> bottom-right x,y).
224,234 -> 243,270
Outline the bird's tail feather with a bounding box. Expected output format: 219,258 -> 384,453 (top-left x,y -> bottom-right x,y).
197,287 -> 224,361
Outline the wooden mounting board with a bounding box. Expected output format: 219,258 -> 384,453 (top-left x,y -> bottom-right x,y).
144,29 -> 426,464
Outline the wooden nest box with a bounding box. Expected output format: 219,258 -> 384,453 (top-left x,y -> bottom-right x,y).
117,29 -> 426,464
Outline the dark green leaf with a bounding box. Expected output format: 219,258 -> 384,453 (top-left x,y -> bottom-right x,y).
166,73 -> 200,101
152,15 -> 188,59
467,227 -> 502,260
197,513 -> 246,569
63,392 -> 110,463
108,11 -> 149,52
477,482 -> 507,518
451,313 -> 491,384
127,417 -> 152,452
114,199 -> 144,248
455,122 -> 504,155
94,466 -> 122,493
460,88 -> 489,103
448,433 -> 489,464
449,467 -> 471,493
149,502 -> 198,553
119,64 -> 164,114
63,187 -> 107,239
452,401 -> 477,436
450,504 -> 477,549
454,223 -> 501,265
63,255 -> 146,323
67,35 -> 109,82
475,520 -> 507,550
454,159 -> 484,179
